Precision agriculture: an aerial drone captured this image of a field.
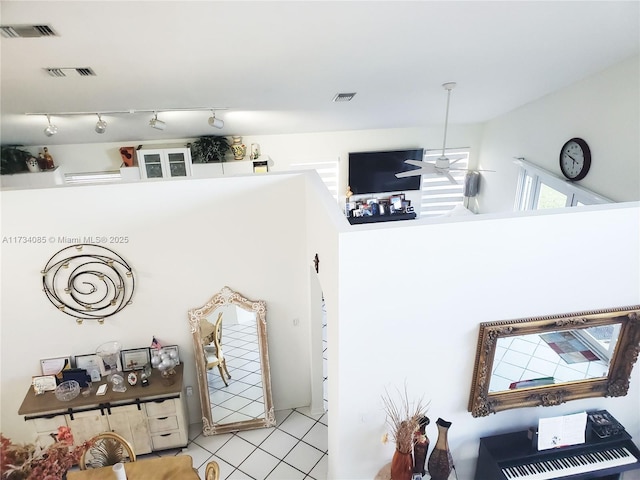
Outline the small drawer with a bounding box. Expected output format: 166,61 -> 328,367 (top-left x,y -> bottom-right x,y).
145,399 -> 176,417
32,416 -> 66,433
147,415 -> 179,433
151,432 -> 183,450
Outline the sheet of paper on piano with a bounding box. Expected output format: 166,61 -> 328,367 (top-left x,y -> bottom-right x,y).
538,411 -> 587,450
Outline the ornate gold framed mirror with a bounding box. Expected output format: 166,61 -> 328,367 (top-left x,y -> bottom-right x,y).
188,286 -> 275,434
468,306 -> 640,417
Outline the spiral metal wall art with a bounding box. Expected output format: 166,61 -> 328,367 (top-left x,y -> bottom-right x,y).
41,244 -> 135,324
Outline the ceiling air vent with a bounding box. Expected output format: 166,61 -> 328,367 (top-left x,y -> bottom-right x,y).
333,92 -> 357,102
0,24 -> 58,38
45,67 -> 96,77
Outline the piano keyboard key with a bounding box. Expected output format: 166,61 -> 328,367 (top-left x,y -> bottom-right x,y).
501,447 -> 636,479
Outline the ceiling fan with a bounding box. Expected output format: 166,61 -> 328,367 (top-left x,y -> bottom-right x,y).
396,82 -> 492,185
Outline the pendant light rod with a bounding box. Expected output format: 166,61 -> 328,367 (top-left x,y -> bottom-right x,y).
441,82 -> 456,157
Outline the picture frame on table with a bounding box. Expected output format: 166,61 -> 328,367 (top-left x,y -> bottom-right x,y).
32,375 -> 57,393
121,348 -> 151,371
96,354 -> 123,377
40,357 -> 72,377
74,354 -> 104,381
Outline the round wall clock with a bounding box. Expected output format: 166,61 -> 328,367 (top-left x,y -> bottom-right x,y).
559,137 -> 591,181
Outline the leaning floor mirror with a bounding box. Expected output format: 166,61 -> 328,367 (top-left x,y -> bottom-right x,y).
188,286 -> 275,434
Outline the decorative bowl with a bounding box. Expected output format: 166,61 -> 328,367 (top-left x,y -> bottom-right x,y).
55,380 -> 80,401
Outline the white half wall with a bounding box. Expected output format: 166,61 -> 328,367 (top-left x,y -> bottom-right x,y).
331,202 -> 640,479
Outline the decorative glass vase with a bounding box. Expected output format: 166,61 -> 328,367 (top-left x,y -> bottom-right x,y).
390,448 -> 413,480
427,418 -> 454,480
230,136 -> 246,160
96,341 -> 122,380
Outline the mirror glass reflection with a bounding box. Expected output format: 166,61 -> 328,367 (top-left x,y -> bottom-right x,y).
203,304 -> 266,424
489,325 -> 622,393
189,286 -> 275,434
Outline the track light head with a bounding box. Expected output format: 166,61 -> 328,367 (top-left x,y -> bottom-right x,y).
44,114 -> 58,137
95,114 -> 107,134
208,112 -> 224,129
149,113 -> 165,130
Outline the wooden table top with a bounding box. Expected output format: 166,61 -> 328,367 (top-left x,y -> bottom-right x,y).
19,365 -> 184,417
66,455 -> 199,480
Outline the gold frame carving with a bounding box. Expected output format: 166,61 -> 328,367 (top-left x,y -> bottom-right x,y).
468,306 -> 640,417
188,286 -> 276,434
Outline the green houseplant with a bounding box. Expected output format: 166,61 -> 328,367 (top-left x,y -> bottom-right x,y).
1,146 -> 32,175
190,136 -> 230,163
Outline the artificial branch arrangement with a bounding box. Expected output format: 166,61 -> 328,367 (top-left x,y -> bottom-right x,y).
382,385 -> 430,454
1,427 -> 92,480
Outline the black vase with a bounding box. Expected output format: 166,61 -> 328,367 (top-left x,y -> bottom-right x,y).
427,418 -> 453,480
412,415 -> 430,475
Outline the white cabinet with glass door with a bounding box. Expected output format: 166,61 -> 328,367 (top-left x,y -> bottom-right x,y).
137,147 -> 192,179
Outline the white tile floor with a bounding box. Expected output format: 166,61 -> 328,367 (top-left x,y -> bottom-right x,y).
165,407 -> 329,479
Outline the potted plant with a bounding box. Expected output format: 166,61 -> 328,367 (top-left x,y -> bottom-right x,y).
190,136 -> 230,163
1,146 -> 32,175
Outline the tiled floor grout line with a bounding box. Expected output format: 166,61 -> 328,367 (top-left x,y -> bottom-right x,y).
187,407 -> 327,479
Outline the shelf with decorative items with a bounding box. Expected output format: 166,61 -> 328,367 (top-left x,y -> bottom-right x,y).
191,155 -> 272,178
18,364 -> 188,455
1,145 -> 64,189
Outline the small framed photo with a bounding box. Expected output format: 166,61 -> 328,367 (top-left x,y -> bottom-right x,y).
75,354 -> 104,381
32,375 -> 57,393
253,160 -> 269,173
97,355 -> 122,377
121,348 -> 151,371
40,357 -> 72,377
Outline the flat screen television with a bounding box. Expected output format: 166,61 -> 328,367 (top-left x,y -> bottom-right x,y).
348,148 -> 423,195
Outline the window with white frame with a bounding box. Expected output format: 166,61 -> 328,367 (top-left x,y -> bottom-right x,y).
514,158 -> 611,211
290,160 -> 339,202
420,148 -> 469,218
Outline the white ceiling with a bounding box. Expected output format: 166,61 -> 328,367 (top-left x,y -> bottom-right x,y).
1,1 -> 638,147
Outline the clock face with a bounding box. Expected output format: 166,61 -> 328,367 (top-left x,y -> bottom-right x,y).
560,138 -> 591,181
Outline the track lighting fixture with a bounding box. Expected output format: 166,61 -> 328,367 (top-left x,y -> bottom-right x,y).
44,114 -> 58,137
149,112 -> 166,130
208,111 -> 224,129
95,114 -> 107,134
29,107 -> 228,135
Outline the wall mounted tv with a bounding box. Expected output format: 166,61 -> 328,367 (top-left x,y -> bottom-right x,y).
348,148 -> 423,195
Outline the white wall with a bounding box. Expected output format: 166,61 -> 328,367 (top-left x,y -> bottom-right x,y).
331,203 -> 640,479
0,173 -> 313,441
476,55 -> 639,213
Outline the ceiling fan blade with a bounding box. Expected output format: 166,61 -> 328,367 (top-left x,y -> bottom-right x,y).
395,169 -> 427,178
448,155 -> 466,165
447,167 -> 496,172
445,171 -> 458,184
404,159 -> 432,168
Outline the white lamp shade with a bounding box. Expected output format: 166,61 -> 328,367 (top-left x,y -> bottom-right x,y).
208,116 -> 224,128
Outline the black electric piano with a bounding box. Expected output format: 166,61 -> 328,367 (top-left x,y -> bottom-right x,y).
474,416 -> 640,480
